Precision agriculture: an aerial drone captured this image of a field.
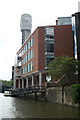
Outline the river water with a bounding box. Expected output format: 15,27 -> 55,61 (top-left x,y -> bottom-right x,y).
0,93 -> 80,119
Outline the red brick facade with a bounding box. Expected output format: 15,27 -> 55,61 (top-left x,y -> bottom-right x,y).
54,25 -> 74,57
14,25 -> 74,89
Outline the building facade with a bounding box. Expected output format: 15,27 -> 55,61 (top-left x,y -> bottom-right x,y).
13,26 -> 74,89
72,12 -> 80,81
13,16 -> 74,90
72,12 -> 80,60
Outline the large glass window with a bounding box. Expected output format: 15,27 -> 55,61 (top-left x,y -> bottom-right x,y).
26,62 -> 34,73
46,58 -> 53,65
45,27 -> 54,35
23,65 -> 26,74
26,44 -> 28,51
21,49 -> 24,56
28,40 -> 31,49
28,51 -> 31,61
31,62 -> 34,71
45,27 -> 54,68
23,46 -> 26,53
21,59 -> 24,65
27,50 -> 34,61
23,49 -> 34,65
31,37 -> 34,46
46,34 -> 54,39
23,37 -> 34,55
23,56 -> 26,64
31,50 -> 34,59
28,63 -> 31,72
45,43 -> 54,53
26,54 -> 28,62
26,65 -> 28,73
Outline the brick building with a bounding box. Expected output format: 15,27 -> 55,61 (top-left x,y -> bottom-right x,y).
13,16 -> 74,89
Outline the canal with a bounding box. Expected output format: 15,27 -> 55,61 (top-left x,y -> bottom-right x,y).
0,93 -> 80,119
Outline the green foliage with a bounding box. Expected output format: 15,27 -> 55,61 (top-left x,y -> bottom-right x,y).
3,80 -> 12,87
48,57 -> 63,80
48,56 -> 80,85
71,84 -> 80,104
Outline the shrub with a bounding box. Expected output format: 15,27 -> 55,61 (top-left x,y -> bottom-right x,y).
71,84 -> 80,105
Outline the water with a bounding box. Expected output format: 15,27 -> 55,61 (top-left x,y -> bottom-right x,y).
0,93 -> 80,119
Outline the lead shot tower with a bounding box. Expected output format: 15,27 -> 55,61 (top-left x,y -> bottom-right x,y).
20,14 -> 32,45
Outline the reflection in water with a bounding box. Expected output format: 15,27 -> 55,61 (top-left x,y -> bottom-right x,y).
0,93 -> 80,118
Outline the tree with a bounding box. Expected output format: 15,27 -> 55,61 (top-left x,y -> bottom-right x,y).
71,84 -> 80,105
3,80 -> 12,87
2,80 -> 13,92
48,56 -> 80,86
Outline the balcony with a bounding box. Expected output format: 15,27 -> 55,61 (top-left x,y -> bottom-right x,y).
45,27 -> 54,35
45,37 -> 54,41
16,66 -> 21,69
16,70 -> 21,77
17,56 -> 22,63
45,52 -> 54,56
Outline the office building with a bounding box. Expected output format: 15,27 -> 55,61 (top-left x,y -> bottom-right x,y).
13,15 -> 74,89
72,12 -> 80,82
72,12 -> 80,60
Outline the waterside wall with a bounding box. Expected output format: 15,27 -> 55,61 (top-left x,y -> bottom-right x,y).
46,87 -> 74,106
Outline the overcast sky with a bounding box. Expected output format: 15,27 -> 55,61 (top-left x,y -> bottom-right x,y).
0,0 -> 79,80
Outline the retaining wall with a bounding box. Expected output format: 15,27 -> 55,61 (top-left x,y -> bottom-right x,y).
46,87 -> 73,105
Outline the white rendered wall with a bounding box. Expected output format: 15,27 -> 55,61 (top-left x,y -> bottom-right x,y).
20,14 -> 32,31
78,1 -> 80,12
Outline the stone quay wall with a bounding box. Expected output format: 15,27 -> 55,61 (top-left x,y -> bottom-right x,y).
46,87 -> 73,106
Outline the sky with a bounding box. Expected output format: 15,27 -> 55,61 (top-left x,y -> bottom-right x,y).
0,0 -> 79,80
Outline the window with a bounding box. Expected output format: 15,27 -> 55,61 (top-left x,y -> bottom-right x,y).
45,43 -> 54,53
27,50 -> 34,61
26,62 -> 34,73
21,59 -> 24,65
45,27 -> 54,35
26,65 -> 28,73
23,66 -> 26,74
23,46 -> 26,53
31,62 -> 34,71
50,44 -> 54,52
45,54 -> 54,66
26,54 -> 28,62
28,40 -> 31,49
46,34 -> 54,39
31,37 -> 34,46
28,51 -> 31,61
31,49 -> 34,59
21,49 -> 24,56
28,63 -> 31,72
46,58 -> 53,65
31,50 -> 32,59
23,49 -> 34,65
26,44 -> 28,51
23,55 -> 28,64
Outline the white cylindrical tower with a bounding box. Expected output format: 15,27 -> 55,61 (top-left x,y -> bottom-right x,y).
78,1 -> 80,12
20,14 -> 32,45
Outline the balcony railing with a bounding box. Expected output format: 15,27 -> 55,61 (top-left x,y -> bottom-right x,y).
45,52 -> 54,56
16,66 -> 21,69
16,70 -> 22,77
18,56 -> 22,61
45,38 -> 54,41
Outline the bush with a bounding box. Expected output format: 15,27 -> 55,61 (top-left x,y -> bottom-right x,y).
71,84 -> 80,105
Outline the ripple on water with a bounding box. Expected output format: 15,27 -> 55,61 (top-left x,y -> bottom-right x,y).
0,93 -> 80,118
